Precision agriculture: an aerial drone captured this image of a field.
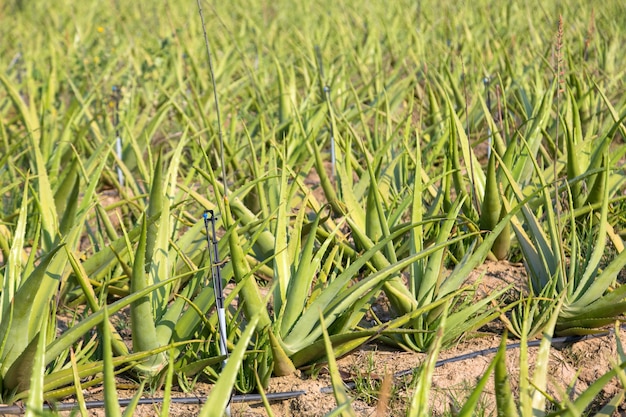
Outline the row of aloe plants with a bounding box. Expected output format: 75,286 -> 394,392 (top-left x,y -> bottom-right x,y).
1,0 -> 626,415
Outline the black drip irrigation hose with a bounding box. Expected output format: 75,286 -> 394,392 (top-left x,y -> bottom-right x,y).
0,391 -> 306,415
319,326 -> 625,394
1,326 -> 623,415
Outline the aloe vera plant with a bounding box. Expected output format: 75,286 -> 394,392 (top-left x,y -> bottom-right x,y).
0,140 -> 114,393
0,132 -> 230,403
219,161 -> 458,374
499,137 -> 626,338
312,109 -> 530,353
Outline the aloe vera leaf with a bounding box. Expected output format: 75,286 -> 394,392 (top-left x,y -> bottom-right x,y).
513,85 -> 554,185
65,247 -> 129,356
497,153 -> 557,289
559,296 -> 626,325
441,285 -> 510,345
130,215 -> 166,376
365,174 -> 384,244
272,156 -> 292,319
530,297 -> 564,413
18,340 -> 199,401
493,333 -> 518,417
32,142 -> 59,251
289,231 -> 475,356
480,151 -> 501,232
24,305 -> 48,417
593,80 -> 626,143
347,218 -> 417,316
407,302 -> 449,417
289,332 -> 376,369
563,362 -> 626,416
127,99 -> 174,176
312,141 -> 345,217
584,152 -> 607,207
225,196 -> 297,375
121,381 -> 147,417
456,337 -> 499,417
268,329 -> 296,376
68,348 -> 89,417
478,93 -> 507,158
492,203 -> 511,261
54,163 -> 80,236
0,244 -> 63,382
199,316 -> 259,417
422,83 -> 448,166
569,163 -> 610,305
79,213 -> 158,283
285,191 -> 308,274
416,199 -> 463,306
362,149 -> 398,264
145,151 -> 165,272
480,152 -> 510,261
282,222 -> 421,349
589,391 -> 625,417
0,72 -> 40,144
170,287 -> 219,345
227,194 -> 276,262
447,113 -> 472,217
1,177 -> 29,314
159,348 -> 176,417
149,168 -> 173,332
102,306 -> 122,417
281,208 -> 332,335
439,193 -> 525,297
223,196 -> 271,330
565,90 -> 584,209
450,93 -> 485,195
409,132 -> 424,297
320,314 -> 357,417
275,56 -> 291,127
518,298 -> 533,415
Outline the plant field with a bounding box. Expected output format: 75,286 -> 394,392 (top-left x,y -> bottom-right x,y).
1,0 -> 625,415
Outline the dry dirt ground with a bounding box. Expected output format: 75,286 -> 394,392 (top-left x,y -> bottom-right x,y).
35,262 -> 626,417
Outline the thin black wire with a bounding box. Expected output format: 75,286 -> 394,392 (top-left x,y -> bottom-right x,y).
196,0 -> 228,198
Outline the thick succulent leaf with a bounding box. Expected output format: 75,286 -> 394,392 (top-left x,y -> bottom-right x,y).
199,316 -> 259,417
320,314 -> 356,417
0,244 -> 64,382
102,306 -> 122,417
24,307 -> 48,417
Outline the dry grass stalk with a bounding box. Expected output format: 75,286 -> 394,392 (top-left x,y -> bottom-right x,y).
375,371 -> 393,416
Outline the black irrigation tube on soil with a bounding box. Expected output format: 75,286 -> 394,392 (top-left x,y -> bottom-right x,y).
320,327 -> 624,393
1,326 -> 623,415
0,391 -> 306,415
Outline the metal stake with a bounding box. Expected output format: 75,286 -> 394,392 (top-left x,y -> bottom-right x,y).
112,85 -> 125,187
203,210 -> 231,415
203,210 -> 229,362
